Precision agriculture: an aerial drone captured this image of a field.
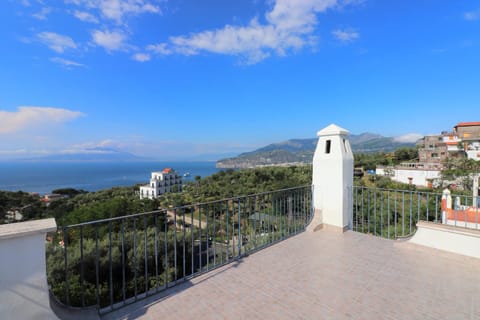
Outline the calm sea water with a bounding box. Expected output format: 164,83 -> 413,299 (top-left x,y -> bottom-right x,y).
0,161 -> 219,194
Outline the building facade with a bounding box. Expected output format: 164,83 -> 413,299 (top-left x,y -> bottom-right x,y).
454,122 -> 480,161
417,122 -> 480,164
376,163 -> 442,188
139,168 -> 182,199
417,135 -> 448,164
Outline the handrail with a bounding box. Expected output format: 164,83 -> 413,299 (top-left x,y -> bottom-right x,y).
64,185 -> 311,228
352,186 -> 479,240
47,185 -> 313,315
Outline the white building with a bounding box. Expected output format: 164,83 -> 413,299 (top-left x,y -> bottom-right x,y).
376,163 -> 442,188
139,168 -> 182,199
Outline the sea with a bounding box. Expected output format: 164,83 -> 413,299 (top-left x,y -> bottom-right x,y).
0,161 -> 220,195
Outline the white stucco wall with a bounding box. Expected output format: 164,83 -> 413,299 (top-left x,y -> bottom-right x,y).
410,221 -> 480,259
140,171 -> 182,199
0,219 -> 58,320
466,150 -> 480,161
312,124 -> 354,231
377,167 -> 441,187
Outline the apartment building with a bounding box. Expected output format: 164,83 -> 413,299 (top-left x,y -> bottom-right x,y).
139,168 -> 182,199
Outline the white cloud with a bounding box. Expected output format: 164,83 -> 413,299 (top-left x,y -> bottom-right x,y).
73,10 -> 99,23
464,10 -> 480,21
62,140 -> 119,154
132,53 -> 151,62
146,43 -> 172,55
32,7 -> 52,20
332,29 -> 359,42
50,57 -> 86,68
37,32 -> 77,53
149,0 -> 360,64
100,0 -> 160,23
0,106 -> 84,134
91,29 -> 127,51
394,133 -> 423,143
68,0 -> 161,24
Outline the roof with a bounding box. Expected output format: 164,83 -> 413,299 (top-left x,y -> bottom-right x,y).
162,168 -> 173,173
103,229 -> 480,320
456,121 -> 480,127
317,123 -> 349,137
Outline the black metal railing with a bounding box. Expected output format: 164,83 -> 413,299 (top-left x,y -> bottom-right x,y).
353,186 -> 479,239
353,186 -> 442,239
47,186 -> 312,314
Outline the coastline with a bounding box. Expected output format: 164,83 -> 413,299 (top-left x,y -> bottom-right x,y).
0,161 -> 219,195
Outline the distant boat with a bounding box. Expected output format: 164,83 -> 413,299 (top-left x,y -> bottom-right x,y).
183,172 -> 190,177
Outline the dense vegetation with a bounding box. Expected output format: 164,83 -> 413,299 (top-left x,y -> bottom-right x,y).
353,186 -> 443,239
40,166 -> 312,309
0,191 -> 44,222
441,157 -> 480,191
162,166 -> 312,208
354,147 -> 418,170
1,166 -> 312,225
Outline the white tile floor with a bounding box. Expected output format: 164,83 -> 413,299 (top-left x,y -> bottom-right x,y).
103,229 -> 480,320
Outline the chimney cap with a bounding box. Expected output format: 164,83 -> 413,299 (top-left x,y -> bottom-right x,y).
317,124 -> 350,137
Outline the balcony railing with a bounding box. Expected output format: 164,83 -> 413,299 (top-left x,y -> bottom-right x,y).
353,186 -> 479,239
47,186 -> 313,315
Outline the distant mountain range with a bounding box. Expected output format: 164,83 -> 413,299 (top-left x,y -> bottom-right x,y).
19,147 -> 146,162
216,133 -> 417,168
14,148 -> 239,162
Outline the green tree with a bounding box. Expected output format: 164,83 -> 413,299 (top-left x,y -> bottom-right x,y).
394,147 -> 418,163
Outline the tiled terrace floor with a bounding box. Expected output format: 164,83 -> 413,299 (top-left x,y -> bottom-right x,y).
103,229 -> 480,320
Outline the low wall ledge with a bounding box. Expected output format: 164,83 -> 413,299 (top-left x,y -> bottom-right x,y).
0,218 -> 57,240
416,220 -> 480,238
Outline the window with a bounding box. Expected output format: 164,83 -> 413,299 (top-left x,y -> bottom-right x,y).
325,140 -> 331,154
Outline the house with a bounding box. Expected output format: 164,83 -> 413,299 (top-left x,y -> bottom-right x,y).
376,162 -> 442,188
417,122 -> 480,164
5,209 -> 23,223
417,134 -> 448,164
454,122 -> 480,161
139,168 -> 182,199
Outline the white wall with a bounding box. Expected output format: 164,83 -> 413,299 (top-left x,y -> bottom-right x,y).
466,150 -> 480,161
312,124 -> 353,231
410,221 -> 480,259
377,167 -> 441,187
0,219 -> 58,319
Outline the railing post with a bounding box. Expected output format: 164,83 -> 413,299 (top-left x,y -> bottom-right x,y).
473,174 -> 479,208
311,124 -> 354,232
441,188 -> 452,225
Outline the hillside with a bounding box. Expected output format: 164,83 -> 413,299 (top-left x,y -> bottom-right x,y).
216,133 -> 416,168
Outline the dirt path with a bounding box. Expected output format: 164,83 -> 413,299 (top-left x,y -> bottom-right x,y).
166,210 -> 206,229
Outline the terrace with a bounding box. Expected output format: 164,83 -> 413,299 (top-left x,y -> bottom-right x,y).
1,124 -> 479,320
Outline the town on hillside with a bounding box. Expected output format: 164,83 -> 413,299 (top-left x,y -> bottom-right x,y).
376,121 -> 480,191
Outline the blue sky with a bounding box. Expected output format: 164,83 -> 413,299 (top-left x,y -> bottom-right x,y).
0,0 -> 479,160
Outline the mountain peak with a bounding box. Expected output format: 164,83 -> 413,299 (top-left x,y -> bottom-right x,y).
217,132 -> 416,168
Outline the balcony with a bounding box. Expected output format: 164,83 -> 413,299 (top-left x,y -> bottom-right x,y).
47,186 -> 312,316
2,124 -> 480,320
102,226 -> 480,320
